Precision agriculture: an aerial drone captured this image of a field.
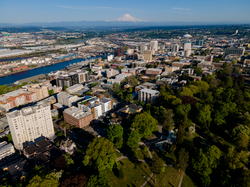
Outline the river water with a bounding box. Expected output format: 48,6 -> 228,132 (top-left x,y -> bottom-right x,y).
0,58 -> 87,86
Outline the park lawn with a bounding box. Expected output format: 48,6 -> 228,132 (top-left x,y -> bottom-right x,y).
181,174 -> 198,187
146,166 -> 182,187
107,158 -> 152,187
135,149 -> 150,160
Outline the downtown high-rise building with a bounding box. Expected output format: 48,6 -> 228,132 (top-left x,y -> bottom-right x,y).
150,41 -> 158,55
171,44 -> 179,52
6,103 -> 55,150
184,42 -> 192,57
140,45 -> 147,55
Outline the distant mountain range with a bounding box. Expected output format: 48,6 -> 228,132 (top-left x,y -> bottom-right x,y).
0,14 -> 250,28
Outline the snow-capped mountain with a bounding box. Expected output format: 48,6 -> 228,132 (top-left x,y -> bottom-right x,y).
115,14 -> 146,22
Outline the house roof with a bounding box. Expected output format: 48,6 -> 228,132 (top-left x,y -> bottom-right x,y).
36,139 -> 51,148
33,153 -> 49,164
24,145 -> 37,155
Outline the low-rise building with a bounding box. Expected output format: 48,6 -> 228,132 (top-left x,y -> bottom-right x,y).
0,89 -> 37,111
107,73 -> 132,84
138,89 -> 159,104
60,138 -> 76,155
106,69 -> 120,78
0,141 -> 15,160
23,139 -> 61,165
63,106 -> 93,128
198,60 -> 214,69
146,68 -> 162,75
66,84 -> 84,94
27,84 -> 49,100
78,96 -> 113,119
57,92 -> 84,107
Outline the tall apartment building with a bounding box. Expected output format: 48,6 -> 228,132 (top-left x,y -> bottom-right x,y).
138,89 -> 159,104
57,92 -> 83,107
0,90 -> 37,111
141,45 -> 147,55
6,103 -> 54,150
224,47 -> 245,56
150,41 -> 158,55
171,44 -> 179,52
27,84 -> 49,100
184,42 -> 192,57
114,48 -> 124,57
144,50 -> 152,62
63,106 -> 93,128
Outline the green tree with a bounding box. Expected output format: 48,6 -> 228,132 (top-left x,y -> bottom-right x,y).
180,87 -> 193,97
118,167 -> 124,179
88,171 -> 112,187
83,138 -> 116,172
225,147 -> 248,170
192,146 -> 222,186
130,76 -> 139,87
48,89 -> 54,95
162,109 -> 174,130
236,133 -> 249,150
195,66 -> 202,75
49,169 -> 63,180
63,86 -> 68,91
117,66 -> 124,71
27,174 -> 59,187
107,124 -> 123,149
231,124 -> 250,140
111,84 -> 121,95
150,154 -> 164,183
195,103 -> 212,132
176,148 -> 189,172
63,154 -> 74,166
125,94 -> 133,103
127,129 -> 141,153
129,86 -> 133,93
131,112 -> 158,138
232,59 -> 237,65
86,91 -> 91,95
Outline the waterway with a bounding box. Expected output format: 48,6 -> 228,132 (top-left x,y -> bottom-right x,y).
0,58 -> 90,86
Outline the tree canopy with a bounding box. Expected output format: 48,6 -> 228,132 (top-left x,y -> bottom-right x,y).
83,137 -> 116,172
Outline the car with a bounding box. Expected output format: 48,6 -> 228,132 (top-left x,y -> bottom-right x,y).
97,135 -> 101,138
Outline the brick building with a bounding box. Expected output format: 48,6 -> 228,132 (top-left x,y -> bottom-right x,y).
63,106 -> 93,128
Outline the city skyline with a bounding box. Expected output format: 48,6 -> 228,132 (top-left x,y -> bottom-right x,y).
1,0 -> 250,24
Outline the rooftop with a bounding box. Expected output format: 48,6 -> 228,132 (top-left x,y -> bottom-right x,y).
64,106 -> 92,120
140,88 -> 159,94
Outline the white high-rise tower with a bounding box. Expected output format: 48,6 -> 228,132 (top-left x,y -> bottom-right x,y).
6,103 -> 55,150
150,40 -> 158,55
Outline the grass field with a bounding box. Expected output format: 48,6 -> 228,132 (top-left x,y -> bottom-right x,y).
107,159 -> 152,187
181,174 -> 198,187
146,167 -> 182,187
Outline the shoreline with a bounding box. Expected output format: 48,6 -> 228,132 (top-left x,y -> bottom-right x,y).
0,56 -> 85,78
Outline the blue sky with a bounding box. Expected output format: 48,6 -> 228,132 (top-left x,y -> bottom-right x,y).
1,0 -> 250,23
